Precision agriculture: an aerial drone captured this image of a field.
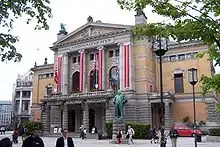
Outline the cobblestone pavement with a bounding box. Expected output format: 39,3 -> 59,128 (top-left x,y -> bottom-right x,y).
1,132 -> 220,147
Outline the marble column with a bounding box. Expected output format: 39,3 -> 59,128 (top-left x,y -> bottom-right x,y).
79,50 -> 86,92
62,53 -> 69,94
18,91 -> 22,114
164,102 -> 174,130
62,104 -> 68,130
82,102 -> 89,130
97,46 -> 105,90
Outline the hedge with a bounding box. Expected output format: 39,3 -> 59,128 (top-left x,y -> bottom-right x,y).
106,122 -> 151,139
209,128 -> 220,136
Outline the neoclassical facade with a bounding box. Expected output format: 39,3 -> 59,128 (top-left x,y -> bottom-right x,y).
40,13 -> 219,134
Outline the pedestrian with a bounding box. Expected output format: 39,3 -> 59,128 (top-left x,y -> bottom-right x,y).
150,126 -> 157,144
55,128 -> 75,147
116,128 -> 122,144
12,128 -> 18,144
21,130 -> 44,147
0,137 -> 12,147
169,125 -> 178,147
126,125 -> 135,144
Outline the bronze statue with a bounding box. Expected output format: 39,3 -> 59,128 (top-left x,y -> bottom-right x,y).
113,90 -> 127,121
59,23 -> 67,35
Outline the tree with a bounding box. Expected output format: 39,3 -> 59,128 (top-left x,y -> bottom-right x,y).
117,0 -> 220,94
0,0 -> 52,62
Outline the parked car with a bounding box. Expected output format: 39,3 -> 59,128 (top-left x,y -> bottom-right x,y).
174,125 -> 202,137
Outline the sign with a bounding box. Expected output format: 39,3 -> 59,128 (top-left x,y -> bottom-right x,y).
70,38 -> 114,51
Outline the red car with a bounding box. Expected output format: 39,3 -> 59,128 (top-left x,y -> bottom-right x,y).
174,125 -> 202,137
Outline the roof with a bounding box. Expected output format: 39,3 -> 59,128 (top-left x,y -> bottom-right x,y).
0,101 -> 12,105
30,64 -> 54,72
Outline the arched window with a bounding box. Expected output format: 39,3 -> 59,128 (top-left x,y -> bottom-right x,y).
109,66 -> 119,92
89,69 -> 99,91
46,84 -> 53,96
72,72 -> 80,92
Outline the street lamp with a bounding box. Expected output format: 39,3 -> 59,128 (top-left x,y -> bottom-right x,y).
153,37 -> 168,147
188,68 -> 198,147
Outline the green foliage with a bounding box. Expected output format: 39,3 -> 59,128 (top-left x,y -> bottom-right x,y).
182,116 -> 190,123
117,0 -> 220,99
106,122 -> 113,139
105,122 -> 151,139
0,0 -> 52,62
22,120 -> 42,134
125,122 -> 151,139
209,128 -> 220,136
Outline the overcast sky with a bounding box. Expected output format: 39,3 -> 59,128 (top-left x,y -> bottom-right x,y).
0,0 -> 219,101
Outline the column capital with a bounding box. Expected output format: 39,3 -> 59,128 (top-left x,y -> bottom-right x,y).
78,49 -> 85,53
97,45 -> 104,50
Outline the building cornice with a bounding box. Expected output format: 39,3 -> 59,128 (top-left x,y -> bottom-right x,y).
168,41 -> 205,49
30,64 -> 53,72
50,29 -> 132,51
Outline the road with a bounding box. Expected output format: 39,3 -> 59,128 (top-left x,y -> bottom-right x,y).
0,132 -> 219,147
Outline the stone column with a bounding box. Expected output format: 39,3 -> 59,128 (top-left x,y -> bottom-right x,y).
82,102 -> 89,130
79,50 -> 86,92
97,46 -> 105,90
62,53 -> 69,94
62,104 -> 68,130
18,91 -> 22,114
41,105 -> 51,134
164,102 -> 174,130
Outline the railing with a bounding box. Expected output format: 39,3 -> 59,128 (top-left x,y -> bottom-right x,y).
44,89 -> 114,100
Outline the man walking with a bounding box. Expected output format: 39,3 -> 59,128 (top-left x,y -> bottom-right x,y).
126,125 -> 135,144
169,125 -> 178,147
21,130 -> 44,147
55,129 -> 75,147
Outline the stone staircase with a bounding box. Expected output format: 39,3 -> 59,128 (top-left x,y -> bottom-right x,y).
43,132 -> 99,139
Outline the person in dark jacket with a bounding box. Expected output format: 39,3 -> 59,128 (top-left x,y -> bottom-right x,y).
169,125 -> 178,147
55,129 -> 74,147
0,137 -> 12,147
21,131 -> 44,147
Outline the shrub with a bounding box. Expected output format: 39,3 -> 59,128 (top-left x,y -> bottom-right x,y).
106,122 -> 113,139
209,128 -> 220,136
182,116 -> 190,123
105,122 -> 151,139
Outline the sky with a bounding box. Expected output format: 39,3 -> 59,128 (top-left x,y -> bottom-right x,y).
0,0 -> 219,101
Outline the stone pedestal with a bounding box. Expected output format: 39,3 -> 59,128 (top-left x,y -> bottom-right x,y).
110,119 -> 127,144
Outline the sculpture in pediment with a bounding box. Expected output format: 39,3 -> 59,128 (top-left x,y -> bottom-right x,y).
80,26 -> 102,38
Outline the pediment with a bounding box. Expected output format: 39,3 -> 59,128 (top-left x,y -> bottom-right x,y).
54,22 -> 133,45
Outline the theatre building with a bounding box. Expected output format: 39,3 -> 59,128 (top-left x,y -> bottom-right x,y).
39,13 -> 219,134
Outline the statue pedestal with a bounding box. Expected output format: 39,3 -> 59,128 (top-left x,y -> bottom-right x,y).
110,119 -> 127,144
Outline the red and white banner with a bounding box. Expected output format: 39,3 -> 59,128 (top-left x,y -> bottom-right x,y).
123,44 -> 130,88
55,55 -> 62,93
79,51 -> 84,92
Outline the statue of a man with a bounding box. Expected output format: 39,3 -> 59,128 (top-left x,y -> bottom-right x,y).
113,90 -> 127,120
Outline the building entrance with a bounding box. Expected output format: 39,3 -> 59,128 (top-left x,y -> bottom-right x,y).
89,108 -> 95,132
68,109 -> 75,132
151,103 -> 164,129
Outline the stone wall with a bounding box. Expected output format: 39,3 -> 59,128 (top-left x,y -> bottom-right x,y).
50,105 -> 61,132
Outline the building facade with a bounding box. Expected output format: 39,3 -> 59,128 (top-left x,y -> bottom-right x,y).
40,13 -> 218,134
0,101 -> 12,128
12,71 -> 33,125
30,59 -> 55,122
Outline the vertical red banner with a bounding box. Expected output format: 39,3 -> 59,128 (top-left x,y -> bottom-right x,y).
98,49 -> 102,90
124,45 -> 127,88
57,56 -> 62,93
79,52 -> 84,92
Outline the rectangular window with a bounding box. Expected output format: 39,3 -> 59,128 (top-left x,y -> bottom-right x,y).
109,50 -> 114,57
72,57 -> 77,63
178,54 -> 185,60
90,54 -> 94,60
186,53 -> 194,59
115,49 -> 119,56
22,91 -> 31,98
47,87 -> 53,96
15,91 -> 20,98
170,55 -> 176,61
174,73 -> 184,93
46,73 -> 50,78
24,101 -> 29,111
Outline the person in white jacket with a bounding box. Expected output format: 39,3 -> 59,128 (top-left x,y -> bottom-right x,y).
126,126 -> 135,144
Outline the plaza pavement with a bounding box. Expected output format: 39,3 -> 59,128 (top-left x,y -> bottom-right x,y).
1,132 -> 220,147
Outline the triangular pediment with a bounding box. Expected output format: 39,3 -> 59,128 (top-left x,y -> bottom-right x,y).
54,21 -> 133,45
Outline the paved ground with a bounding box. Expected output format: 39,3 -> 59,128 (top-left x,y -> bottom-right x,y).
1,132 -> 220,147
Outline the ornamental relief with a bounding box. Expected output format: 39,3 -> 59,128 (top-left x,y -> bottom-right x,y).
79,26 -> 103,39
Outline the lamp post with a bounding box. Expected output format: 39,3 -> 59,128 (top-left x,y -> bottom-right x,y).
153,37 -> 168,147
188,68 -> 198,147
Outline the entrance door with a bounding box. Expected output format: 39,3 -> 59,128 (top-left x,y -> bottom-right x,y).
89,109 -> 95,133
68,110 -> 75,132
